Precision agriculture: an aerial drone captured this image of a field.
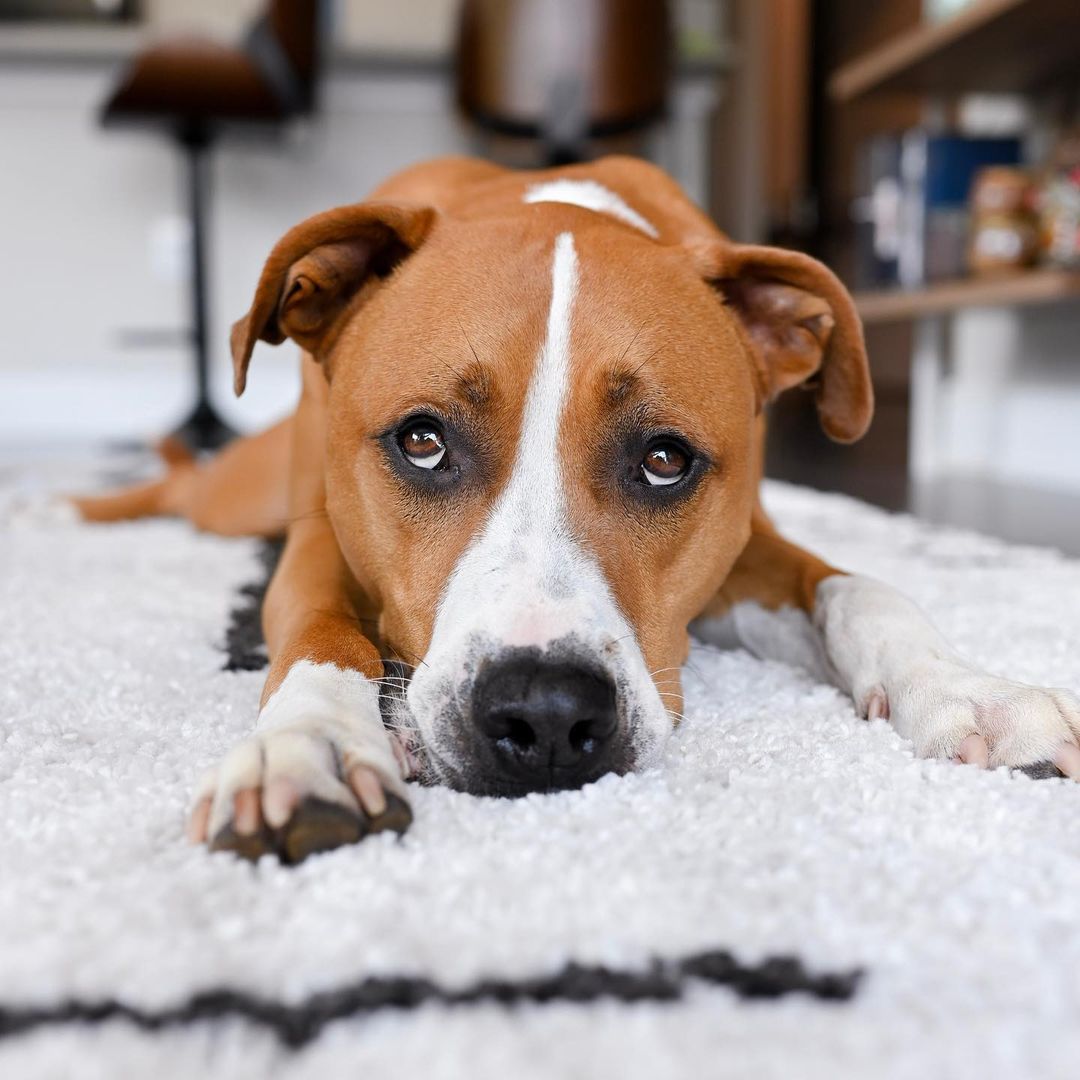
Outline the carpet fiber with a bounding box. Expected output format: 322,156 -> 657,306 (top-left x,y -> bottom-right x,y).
2,454 -> 1080,1079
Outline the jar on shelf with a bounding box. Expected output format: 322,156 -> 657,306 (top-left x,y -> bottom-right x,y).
968,166 -> 1039,275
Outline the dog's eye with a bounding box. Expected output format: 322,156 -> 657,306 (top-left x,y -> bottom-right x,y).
399,422 -> 447,470
641,441 -> 689,486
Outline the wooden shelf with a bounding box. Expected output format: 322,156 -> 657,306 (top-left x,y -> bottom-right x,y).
829,0 -> 1080,103
853,268 -> 1080,324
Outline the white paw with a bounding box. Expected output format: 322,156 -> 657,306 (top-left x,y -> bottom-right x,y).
187,724 -> 412,863
864,663 -> 1080,778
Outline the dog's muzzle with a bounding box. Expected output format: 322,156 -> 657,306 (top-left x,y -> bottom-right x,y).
465,647 -> 627,796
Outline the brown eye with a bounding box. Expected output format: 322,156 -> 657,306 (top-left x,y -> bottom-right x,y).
641,441 -> 689,486
399,422 -> 447,470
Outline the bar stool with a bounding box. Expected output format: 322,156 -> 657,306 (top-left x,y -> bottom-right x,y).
100,1 -> 322,449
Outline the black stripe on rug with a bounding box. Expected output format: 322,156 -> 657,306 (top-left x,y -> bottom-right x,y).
0,950 -> 861,1048
223,540 -> 281,672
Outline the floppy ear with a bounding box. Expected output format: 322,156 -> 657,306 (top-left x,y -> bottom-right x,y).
230,201 -> 438,395
691,241 -> 873,443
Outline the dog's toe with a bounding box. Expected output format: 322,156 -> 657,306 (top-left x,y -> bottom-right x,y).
193,728 -> 413,862
1052,742 -> 1080,780
346,765 -> 412,834
209,819 -> 278,861
953,732 -> 989,768
279,797 -> 368,864
367,792 -> 413,836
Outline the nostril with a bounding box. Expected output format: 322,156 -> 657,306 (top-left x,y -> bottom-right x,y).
494,714 -> 537,754
568,719 -> 598,755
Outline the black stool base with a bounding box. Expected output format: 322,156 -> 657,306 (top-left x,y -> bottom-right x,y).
170,400 -> 237,451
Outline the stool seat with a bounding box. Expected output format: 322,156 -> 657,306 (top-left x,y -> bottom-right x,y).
102,37 -> 286,129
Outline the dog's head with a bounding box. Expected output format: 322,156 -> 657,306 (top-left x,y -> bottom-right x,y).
231,161 -> 871,796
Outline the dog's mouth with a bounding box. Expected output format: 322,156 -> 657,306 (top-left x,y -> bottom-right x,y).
376,657 -> 431,782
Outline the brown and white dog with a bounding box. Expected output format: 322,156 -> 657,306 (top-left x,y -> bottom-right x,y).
76,156 -> 1080,862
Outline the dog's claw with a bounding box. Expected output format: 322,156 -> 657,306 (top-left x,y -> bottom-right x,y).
865,687 -> 889,722
347,765 -> 412,835
348,764 -> 387,817
232,788 -> 262,835
262,776 -> 302,829
187,796 -> 212,844
1053,742 -> 1080,780
954,733 -> 990,768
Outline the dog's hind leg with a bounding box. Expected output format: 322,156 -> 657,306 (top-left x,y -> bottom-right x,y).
71,436 -> 196,524
694,504 -> 1080,779
71,418 -> 292,537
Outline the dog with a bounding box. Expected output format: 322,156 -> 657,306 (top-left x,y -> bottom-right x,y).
75,156 -> 1080,863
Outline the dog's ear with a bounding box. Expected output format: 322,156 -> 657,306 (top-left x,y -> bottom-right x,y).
690,240 -> 873,443
230,201 -> 438,395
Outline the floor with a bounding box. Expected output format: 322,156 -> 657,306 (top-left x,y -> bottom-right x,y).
912,475 -> 1080,557
768,458 -> 1080,558
766,389 -> 1080,557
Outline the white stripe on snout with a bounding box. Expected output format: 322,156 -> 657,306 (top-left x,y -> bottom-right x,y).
501,230 -> 578,538
524,179 -> 659,239
405,231 -> 671,775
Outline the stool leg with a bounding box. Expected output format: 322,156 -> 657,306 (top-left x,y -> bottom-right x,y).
171,137 -> 236,451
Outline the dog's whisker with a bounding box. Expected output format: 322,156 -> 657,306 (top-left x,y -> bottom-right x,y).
648,666 -> 684,680
627,344 -> 662,381
616,319 -> 648,367
424,345 -> 469,385
393,649 -> 430,672
458,319 -> 482,369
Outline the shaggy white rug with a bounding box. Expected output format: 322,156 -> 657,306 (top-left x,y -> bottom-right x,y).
2,452 -> 1080,1080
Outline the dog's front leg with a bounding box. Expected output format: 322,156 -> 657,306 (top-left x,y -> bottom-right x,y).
187,516 -> 411,863
697,512 -> 1080,778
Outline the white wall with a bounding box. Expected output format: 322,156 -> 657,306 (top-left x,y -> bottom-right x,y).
0,65 -> 472,441
1005,308 -> 1080,491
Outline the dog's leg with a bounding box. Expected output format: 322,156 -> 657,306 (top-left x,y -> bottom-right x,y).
694,508 -> 1080,778
72,420 -> 292,537
188,517 -> 412,863
187,358 -> 411,862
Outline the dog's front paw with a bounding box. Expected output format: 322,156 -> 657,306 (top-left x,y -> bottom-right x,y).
187,728 -> 412,863
868,664 -> 1080,779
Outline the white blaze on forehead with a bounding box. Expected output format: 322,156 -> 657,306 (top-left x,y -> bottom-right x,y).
504,230 -> 578,531
523,179 -> 659,239
405,230 -> 669,769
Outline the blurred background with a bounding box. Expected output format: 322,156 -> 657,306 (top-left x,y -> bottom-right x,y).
2,0 -> 1079,550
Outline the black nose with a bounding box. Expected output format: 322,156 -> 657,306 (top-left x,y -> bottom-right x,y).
472,652 -> 620,793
